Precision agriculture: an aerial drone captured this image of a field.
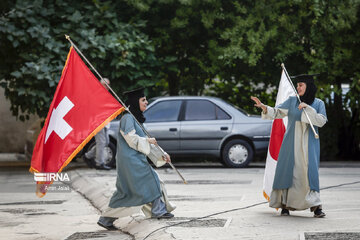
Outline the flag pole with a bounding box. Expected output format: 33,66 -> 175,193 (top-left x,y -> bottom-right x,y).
280,63 -> 319,139
65,35 -> 187,184
65,35 -> 123,105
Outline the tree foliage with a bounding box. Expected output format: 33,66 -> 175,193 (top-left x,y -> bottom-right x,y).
206,0 -> 360,159
113,0 -> 230,96
1,0 -> 359,159
117,0 -> 360,159
0,0 -> 160,120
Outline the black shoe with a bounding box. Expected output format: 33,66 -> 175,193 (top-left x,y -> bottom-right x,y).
281,209 -> 290,216
95,164 -> 111,170
97,221 -> 117,230
153,212 -> 174,219
314,208 -> 326,218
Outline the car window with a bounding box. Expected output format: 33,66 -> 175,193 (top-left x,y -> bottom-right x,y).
185,100 -> 216,121
216,106 -> 231,120
144,100 -> 182,122
225,101 -> 249,116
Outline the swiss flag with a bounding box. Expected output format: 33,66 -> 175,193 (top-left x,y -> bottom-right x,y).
263,69 -> 295,201
30,47 -> 124,197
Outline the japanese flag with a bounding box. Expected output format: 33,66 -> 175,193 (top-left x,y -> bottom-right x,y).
30,47 -> 124,197
263,70 -> 295,201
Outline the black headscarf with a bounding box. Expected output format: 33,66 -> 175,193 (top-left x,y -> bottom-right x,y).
124,87 -> 146,123
292,74 -> 318,105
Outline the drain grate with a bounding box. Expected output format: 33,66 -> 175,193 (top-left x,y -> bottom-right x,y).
0,221 -> 26,227
165,217 -> 227,228
305,232 -> 360,240
65,232 -> 108,240
169,195 -> 240,201
0,200 -> 65,205
0,208 -> 57,216
25,212 -> 57,216
0,208 -> 44,214
169,196 -> 217,201
65,231 -> 132,240
164,180 -> 251,185
18,232 -> 39,235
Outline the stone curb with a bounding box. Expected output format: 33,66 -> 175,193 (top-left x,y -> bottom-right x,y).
68,169 -> 174,240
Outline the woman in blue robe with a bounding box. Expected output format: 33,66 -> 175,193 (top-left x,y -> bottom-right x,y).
97,88 -> 175,230
251,74 -> 327,218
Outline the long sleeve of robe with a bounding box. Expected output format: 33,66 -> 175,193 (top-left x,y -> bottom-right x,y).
262,96 -> 327,210
120,129 -> 167,167
107,113 -> 166,208
102,113 -> 175,218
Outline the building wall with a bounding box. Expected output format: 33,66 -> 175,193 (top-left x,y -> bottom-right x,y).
0,87 -> 39,153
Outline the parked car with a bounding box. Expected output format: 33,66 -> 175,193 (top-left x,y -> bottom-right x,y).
80,138 -> 116,168
89,96 -> 271,168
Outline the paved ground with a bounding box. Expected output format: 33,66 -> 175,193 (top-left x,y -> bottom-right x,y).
69,165 -> 360,240
1,154 -> 360,240
0,167 -> 131,240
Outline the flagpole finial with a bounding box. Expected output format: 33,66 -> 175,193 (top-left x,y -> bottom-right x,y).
65,34 -> 70,40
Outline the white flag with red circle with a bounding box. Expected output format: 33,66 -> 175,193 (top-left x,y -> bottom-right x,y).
263,70 -> 295,200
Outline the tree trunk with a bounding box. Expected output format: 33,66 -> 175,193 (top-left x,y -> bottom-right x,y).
334,78 -> 355,159
168,72 -> 179,96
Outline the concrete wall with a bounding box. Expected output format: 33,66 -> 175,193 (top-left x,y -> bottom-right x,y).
0,87 -> 39,153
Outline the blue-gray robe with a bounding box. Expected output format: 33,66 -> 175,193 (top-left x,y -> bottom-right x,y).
266,96 -> 327,192
108,113 -> 162,208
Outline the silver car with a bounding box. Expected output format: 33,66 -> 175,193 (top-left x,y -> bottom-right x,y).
101,96 -> 271,168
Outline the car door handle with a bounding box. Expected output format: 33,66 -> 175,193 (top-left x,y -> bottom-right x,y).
220,127 -> 228,131
169,128 -> 178,132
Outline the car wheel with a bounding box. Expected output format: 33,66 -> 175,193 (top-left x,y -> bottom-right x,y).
83,141 -> 117,168
222,139 -> 253,168
104,141 -> 116,168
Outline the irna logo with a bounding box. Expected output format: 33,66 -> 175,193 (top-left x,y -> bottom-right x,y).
34,172 -> 70,182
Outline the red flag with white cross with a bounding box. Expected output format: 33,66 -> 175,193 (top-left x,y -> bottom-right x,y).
30,47 -> 124,197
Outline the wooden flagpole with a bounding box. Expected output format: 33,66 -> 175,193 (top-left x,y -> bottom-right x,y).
281,63 -> 319,139
65,35 -> 187,184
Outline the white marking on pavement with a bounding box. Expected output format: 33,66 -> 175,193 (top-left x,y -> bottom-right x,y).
299,232 -> 305,240
224,217 -> 232,228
